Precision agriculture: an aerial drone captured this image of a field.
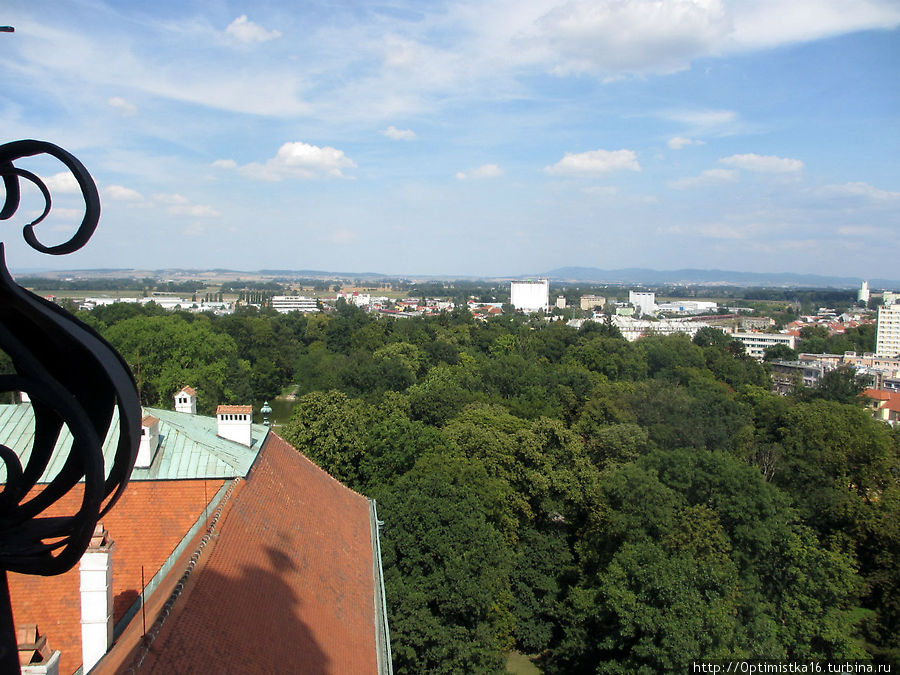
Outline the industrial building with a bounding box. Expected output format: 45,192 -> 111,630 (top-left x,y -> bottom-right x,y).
510,279 -> 549,313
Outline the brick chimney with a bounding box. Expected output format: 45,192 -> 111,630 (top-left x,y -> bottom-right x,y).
80,524 -> 113,673
216,405 -> 253,447
174,386 -> 197,414
136,415 -> 160,468
17,624 -> 60,675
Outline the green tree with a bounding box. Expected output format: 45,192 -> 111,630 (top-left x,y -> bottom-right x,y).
377,454 -> 513,674
280,390 -> 373,489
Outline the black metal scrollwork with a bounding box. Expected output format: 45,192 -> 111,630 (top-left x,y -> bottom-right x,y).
0,140 -> 140,672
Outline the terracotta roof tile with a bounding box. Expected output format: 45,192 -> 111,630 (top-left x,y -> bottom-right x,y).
141,415 -> 159,427
136,434 -> 378,674
8,480 -> 223,675
177,386 -> 196,396
216,405 -> 253,415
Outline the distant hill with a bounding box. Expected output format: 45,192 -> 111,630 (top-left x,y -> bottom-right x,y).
543,267 -> 898,289
10,265 -> 899,290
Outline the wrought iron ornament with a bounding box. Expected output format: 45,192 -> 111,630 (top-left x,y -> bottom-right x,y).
0,140 -> 141,671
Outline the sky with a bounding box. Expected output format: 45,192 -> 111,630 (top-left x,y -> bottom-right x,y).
1,0 -> 899,278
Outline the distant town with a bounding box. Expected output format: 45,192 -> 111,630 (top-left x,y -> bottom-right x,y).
21,270 -> 900,420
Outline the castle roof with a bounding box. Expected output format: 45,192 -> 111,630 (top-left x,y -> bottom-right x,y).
3,406 -> 389,674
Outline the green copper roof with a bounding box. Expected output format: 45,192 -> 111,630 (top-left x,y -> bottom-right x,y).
0,403 -> 268,483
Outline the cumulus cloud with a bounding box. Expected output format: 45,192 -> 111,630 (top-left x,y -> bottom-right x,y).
108,96 -> 137,116
534,0 -> 730,75
668,136 -> 704,150
720,153 -> 804,173
216,142 -> 357,181
225,15 -> 281,44
154,193 -> 189,205
153,193 -> 219,217
42,171 -> 79,193
523,0 -> 900,77
383,126 -> 416,141
668,168 -> 738,189
545,149 -> 640,176
104,185 -> 144,201
581,186 -> 619,196
170,204 -> 221,217
821,181 -> 900,200
456,163 -> 504,180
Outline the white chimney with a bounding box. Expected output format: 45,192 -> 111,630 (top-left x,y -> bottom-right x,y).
174,386 -> 197,414
216,405 -> 253,447
80,524 -> 114,674
136,415 -> 160,468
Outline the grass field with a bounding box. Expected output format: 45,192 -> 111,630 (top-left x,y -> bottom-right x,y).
506,651 -> 541,674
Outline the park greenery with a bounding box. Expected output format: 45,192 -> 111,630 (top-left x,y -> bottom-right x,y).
71,300 -> 899,672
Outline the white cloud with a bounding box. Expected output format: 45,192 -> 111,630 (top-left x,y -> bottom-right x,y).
154,193 -> 189,205
720,153 -> 804,173
225,15 -> 281,44
545,149 -> 640,176
728,0 -> 900,50
108,96 -> 137,116
383,126 -> 417,141
821,181 -> 900,200
42,171 -> 79,193
168,204 -> 220,217
668,168 -> 737,189
456,163 -> 504,180
152,193 -> 219,217
534,0 -> 731,76
217,142 -> 357,181
524,0 -> 900,76
104,185 -> 144,201
668,136 -> 704,150
837,225 -> 888,236
581,186 -> 619,196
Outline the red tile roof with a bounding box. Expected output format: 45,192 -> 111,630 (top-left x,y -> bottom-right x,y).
864,388 -> 892,401
8,480 -> 223,675
122,433 -> 378,674
177,386 -> 196,396
216,404 -> 253,415
141,415 -> 159,427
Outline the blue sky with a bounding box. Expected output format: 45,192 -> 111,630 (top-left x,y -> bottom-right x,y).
1,0 -> 899,278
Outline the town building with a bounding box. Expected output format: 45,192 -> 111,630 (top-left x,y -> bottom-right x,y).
862,388 -> 900,425
730,331 -> 797,360
271,295 -> 319,313
628,291 -> 656,317
4,393 -> 391,674
876,303 -> 900,357
858,281 -> 870,305
769,360 -> 826,394
510,279 -> 549,313
579,295 -> 606,312
654,300 -> 718,315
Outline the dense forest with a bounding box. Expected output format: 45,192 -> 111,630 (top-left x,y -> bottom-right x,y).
76,301 -> 899,672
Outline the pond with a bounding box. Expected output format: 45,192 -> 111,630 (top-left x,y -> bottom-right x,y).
253,396 -> 299,428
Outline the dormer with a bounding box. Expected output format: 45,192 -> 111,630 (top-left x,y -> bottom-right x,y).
136,415 -> 161,468
216,405 -> 253,447
174,386 -> 197,415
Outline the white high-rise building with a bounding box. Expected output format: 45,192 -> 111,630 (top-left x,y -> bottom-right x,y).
876,304 -> 900,356
510,279 -> 549,312
629,291 -> 656,317
858,281 -> 870,305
